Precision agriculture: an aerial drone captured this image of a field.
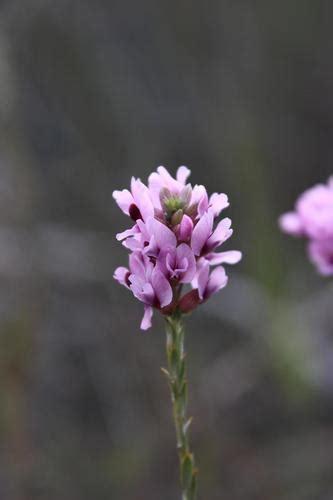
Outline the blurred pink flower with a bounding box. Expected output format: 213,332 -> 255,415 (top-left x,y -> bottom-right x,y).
279,177 -> 333,275
113,166 -> 242,329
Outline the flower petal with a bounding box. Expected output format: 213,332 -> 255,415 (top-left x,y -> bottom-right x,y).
178,214 -> 193,242
206,266 -> 228,298
198,193 -> 209,217
191,211 -> 214,255
143,234 -> 159,258
206,250 -> 242,265
155,166 -> 180,192
206,217 -> 232,250
141,305 -> 153,330
147,217 -> 177,249
278,212 -> 303,236
112,189 -> 134,215
151,267 -> 173,308
180,184 -> 192,206
165,251 -> 176,275
147,173 -> 163,207
176,166 -> 191,185
113,267 -> 130,287
142,282 -> 156,304
191,185 -> 208,206
176,243 -> 196,283
116,225 -> 138,241
197,261 -> 210,300
129,252 -> 146,278
131,177 -> 154,221
308,240 -> 333,276
209,193 -> 229,216
123,236 -> 141,251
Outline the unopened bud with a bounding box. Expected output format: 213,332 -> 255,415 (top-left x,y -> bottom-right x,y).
180,184 -> 192,207
171,209 -> 184,226
159,187 -> 172,208
178,289 -> 201,313
186,203 -> 198,218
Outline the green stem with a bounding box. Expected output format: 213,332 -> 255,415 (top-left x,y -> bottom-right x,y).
164,312 -> 197,500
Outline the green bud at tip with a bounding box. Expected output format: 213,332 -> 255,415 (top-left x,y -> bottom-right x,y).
171,209 -> 184,226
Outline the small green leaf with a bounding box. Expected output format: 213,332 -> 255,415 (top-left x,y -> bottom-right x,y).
183,417 -> 193,435
160,367 -> 171,380
171,209 -> 184,226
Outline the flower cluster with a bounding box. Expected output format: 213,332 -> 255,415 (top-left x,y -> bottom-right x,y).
113,166 -> 242,329
279,176 -> 333,275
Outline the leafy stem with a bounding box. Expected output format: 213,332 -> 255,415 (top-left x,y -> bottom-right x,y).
164,311 -> 197,500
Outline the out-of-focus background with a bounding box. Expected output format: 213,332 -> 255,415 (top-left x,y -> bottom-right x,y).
1,1 -> 333,499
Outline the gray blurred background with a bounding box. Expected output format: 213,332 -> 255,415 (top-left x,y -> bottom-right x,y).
1,1 -> 333,499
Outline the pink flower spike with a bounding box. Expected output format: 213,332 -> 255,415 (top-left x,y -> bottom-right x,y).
113,165 -> 241,330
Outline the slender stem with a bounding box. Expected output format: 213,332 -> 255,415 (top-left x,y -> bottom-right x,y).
164,312 -> 197,500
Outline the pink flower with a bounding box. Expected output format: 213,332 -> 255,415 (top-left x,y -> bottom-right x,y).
178,262 -> 228,313
113,166 -> 242,329
113,177 -> 154,222
156,243 -> 196,283
114,252 -> 173,330
191,211 -> 233,256
279,177 -> 333,275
